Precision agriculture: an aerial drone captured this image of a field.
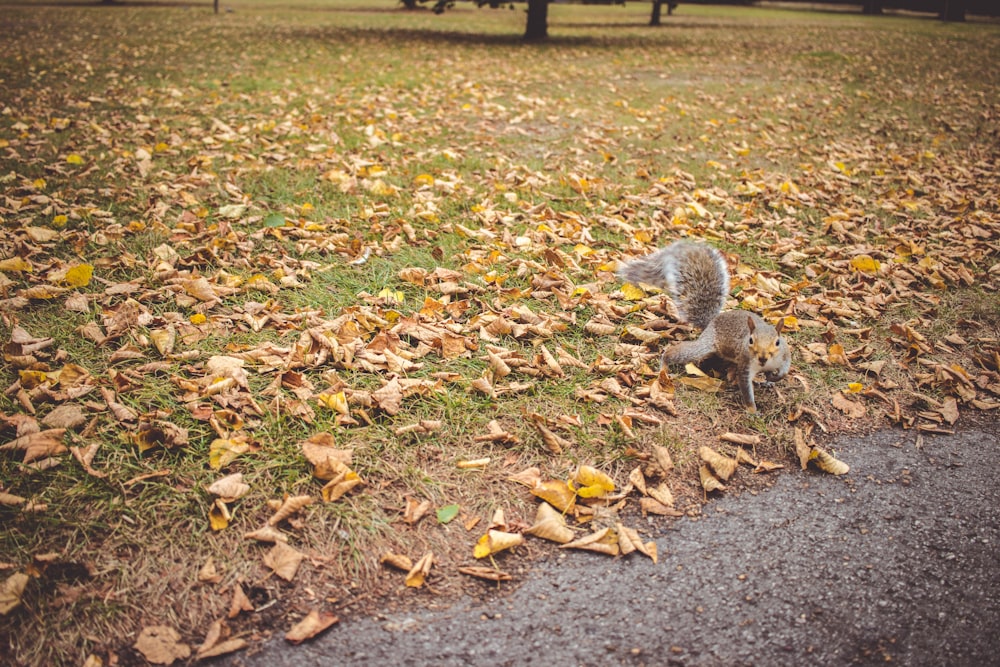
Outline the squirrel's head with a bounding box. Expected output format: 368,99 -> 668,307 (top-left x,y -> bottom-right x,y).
747,315 -> 790,380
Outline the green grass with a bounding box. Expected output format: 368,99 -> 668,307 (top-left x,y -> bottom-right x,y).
0,0 -> 998,664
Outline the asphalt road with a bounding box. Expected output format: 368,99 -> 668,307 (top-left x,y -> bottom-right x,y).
225,421 -> 1000,666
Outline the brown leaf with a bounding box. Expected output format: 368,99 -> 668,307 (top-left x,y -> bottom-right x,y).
263,542 -> 305,582
560,526 -> 619,556
207,472 -> 250,501
639,497 -> 683,517
197,557 -> 222,584
267,495 -> 313,526
243,525 -> 288,544
0,572 -> 29,615
403,497 -> 432,525
227,585 -> 255,618
0,428 -> 67,464
646,481 -> 675,508
405,551 -> 434,588
699,446 -> 738,481
650,444 -> 674,474
794,427 -> 812,471
524,502 -> 574,543
831,391 -> 867,418
699,465 -> 727,493
458,566 -> 512,582
380,552 -> 414,572
41,404 -> 87,430
720,432 -> 761,446
529,414 -> 570,455
285,609 -> 339,645
133,625 -> 191,665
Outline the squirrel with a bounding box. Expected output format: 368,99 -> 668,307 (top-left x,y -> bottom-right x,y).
618,240 -> 791,412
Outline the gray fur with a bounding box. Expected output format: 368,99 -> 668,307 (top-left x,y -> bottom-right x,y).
618,241 -> 729,330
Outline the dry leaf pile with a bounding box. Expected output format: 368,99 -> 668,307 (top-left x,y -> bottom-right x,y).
0,2 -> 998,665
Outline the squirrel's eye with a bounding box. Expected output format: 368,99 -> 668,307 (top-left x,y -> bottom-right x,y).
776,339 -> 782,346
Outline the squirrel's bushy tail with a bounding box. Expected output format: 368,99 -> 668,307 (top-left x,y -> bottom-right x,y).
618,241 -> 729,330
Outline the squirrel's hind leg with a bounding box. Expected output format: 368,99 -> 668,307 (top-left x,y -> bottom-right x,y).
660,340 -> 709,367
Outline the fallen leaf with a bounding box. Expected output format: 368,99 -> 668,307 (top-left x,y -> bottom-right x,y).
133,625 -> 191,665
267,495 -> 313,526
617,523 -> 658,564
228,585 -> 255,618
524,502 -> 574,543
380,553 -> 413,572
436,504 -> 460,524
243,525 -> 288,543
207,472 -> 250,501
41,405 -> 87,430
831,391 -> 867,418
699,446 -> 738,481
473,530 -> 525,559
810,447 -> 850,475
529,480 -> 577,513
0,572 -> 29,615
403,497 -> 432,525
699,464 -> 727,493
457,566 -> 512,582
405,551 -> 434,588
263,542 -> 305,582
570,465 -> 615,498
560,526 -> 619,556
285,609 -> 339,645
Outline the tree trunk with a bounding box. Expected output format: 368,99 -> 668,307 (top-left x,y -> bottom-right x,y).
862,0 -> 882,15
650,0 -> 662,26
940,0 -> 966,22
524,0 -> 548,41
214,0 -> 219,14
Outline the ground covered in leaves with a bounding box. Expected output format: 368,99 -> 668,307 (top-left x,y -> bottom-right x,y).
0,1 -> 998,664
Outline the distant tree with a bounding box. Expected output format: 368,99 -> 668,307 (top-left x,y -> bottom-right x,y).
940,0 -> 966,21
649,0 -> 679,26
524,0 -> 548,40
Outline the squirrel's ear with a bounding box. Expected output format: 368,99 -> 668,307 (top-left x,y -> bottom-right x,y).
774,317 -> 785,335
746,315 -> 755,333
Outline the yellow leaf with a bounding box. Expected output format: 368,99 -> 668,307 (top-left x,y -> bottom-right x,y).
413,173 -> 435,186
571,465 -> 615,498
849,255 -> 880,274
66,154 -> 85,165
190,313 -> 207,325
572,244 -> 596,257
377,287 -> 404,304
317,391 -> 350,416
620,283 -> 646,301
0,257 -> 32,273
52,215 -> 68,227
62,264 -> 93,288
846,382 -> 864,394
209,438 -> 252,470
208,498 -> 232,531
529,480 -> 577,513
473,530 -> 524,559
18,370 -> 48,389
405,552 -> 434,588
32,178 -> 46,190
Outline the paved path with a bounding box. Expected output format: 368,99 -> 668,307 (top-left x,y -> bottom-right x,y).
226,422 -> 1000,666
